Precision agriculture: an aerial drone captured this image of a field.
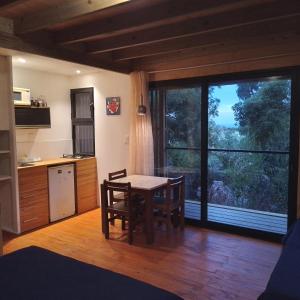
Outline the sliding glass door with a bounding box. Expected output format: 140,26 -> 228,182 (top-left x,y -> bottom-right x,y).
207,77 -> 291,234
150,72 -> 298,236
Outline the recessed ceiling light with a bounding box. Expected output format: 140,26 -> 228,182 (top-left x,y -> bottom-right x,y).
76,70 -> 81,74
18,57 -> 26,63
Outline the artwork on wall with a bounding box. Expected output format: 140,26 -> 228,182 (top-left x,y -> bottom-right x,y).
106,97 -> 121,115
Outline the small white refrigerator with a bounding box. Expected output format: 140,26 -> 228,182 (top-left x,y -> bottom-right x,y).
48,164 -> 76,222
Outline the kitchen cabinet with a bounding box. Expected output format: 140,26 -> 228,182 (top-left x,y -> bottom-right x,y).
17,157 -> 98,233
18,166 -> 49,232
76,158 -> 98,214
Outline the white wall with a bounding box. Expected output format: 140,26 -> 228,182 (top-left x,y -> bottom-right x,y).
12,67 -> 72,160
70,70 -> 131,183
12,66 -> 131,193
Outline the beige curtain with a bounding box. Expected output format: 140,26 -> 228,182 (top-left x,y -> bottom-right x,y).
129,71 -> 154,175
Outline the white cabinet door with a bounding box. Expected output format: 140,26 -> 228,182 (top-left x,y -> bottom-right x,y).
48,164 -> 75,222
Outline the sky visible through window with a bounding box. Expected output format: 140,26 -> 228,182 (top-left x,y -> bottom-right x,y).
211,84 -> 239,128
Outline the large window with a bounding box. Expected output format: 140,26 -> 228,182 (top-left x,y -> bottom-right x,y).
150,73 -> 299,236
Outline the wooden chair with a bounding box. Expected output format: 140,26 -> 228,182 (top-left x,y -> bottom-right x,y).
108,169 -> 127,227
101,180 -> 144,244
153,176 -> 185,231
108,169 -> 127,201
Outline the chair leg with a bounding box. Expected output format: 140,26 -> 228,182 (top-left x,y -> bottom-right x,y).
180,205 -> 185,230
166,211 -> 172,232
103,213 -> 109,240
110,212 -> 115,225
173,208 -> 180,228
128,219 -> 133,245
121,216 -> 126,230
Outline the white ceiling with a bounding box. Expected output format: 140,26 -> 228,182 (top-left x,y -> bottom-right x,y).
0,48 -> 101,76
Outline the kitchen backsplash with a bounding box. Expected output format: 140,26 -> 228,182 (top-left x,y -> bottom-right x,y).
16,129 -> 72,160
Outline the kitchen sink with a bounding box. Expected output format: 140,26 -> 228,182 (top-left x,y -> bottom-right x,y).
18,162 -> 36,167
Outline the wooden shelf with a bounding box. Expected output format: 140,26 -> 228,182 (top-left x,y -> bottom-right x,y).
0,175 -> 11,182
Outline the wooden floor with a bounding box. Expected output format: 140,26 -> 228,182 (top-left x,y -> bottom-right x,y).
3,209 -> 281,300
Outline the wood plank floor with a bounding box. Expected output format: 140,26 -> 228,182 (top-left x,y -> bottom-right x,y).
3,209 -> 281,300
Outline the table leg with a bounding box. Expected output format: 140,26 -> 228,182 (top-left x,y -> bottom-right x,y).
100,184 -> 105,234
145,190 -> 154,244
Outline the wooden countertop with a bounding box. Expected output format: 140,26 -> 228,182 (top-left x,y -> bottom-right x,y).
17,157 -> 95,170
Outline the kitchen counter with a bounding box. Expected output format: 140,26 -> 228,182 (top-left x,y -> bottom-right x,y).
17,157 -> 95,169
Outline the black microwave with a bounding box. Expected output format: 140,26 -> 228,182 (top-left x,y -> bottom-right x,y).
15,107 -> 51,128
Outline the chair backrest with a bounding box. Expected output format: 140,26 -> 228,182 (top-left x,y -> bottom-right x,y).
108,169 -> 127,201
102,180 -> 133,210
166,176 -> 185,207
108,169 -> 127,181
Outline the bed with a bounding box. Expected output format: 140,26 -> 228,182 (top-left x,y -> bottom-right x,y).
0,246 -> 183,300
258,220 -> 300,300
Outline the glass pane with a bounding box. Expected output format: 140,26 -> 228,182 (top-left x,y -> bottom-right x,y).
166,88 -> 201,148
208,152 -> 289,213
208,77 -> 291,234
75,92 -> 92,119
164,87 -> 201,220
165,149 -> 201,220
166,149 -> 201,201
74,124 -> 94,155
208,79 -> 291,152
208,151 -> 288,233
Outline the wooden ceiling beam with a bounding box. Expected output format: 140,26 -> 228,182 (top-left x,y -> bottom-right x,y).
14,0 -> 131,34
110,17 -> 300,61
86,0 -> 300,54
0,31 -> 130,73
55,0 -> 270,45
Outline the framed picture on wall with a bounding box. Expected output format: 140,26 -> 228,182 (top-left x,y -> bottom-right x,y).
106,97 -> 121,115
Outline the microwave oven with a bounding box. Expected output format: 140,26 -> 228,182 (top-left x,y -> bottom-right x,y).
13,87 -> 31,106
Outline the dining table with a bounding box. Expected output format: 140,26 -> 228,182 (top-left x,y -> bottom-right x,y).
101,174 -> 168,244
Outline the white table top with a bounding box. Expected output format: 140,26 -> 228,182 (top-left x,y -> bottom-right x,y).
111,174 -> 168,190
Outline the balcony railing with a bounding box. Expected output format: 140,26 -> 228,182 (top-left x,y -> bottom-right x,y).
185,200 -> 287,234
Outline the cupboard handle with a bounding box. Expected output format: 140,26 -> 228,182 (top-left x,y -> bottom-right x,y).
23,217 -> 38,223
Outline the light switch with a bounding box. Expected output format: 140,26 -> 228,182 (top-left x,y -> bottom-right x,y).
124,135 -> 129,144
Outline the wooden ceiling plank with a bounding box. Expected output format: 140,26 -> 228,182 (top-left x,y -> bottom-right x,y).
111,17 -> 300,61
132,35 -> 300,72
55,0 -> 272,45
14,0 -> 131,34
149,53 -> 300,81
0,17 -> 14,34
0,31 -> 130,73
0,0 -> 26,9
86,0 -> 300,54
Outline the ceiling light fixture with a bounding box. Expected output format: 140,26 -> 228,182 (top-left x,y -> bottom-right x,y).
18,57 -> 26,63
137,72 -> 146,116
76,70 -> 81,74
